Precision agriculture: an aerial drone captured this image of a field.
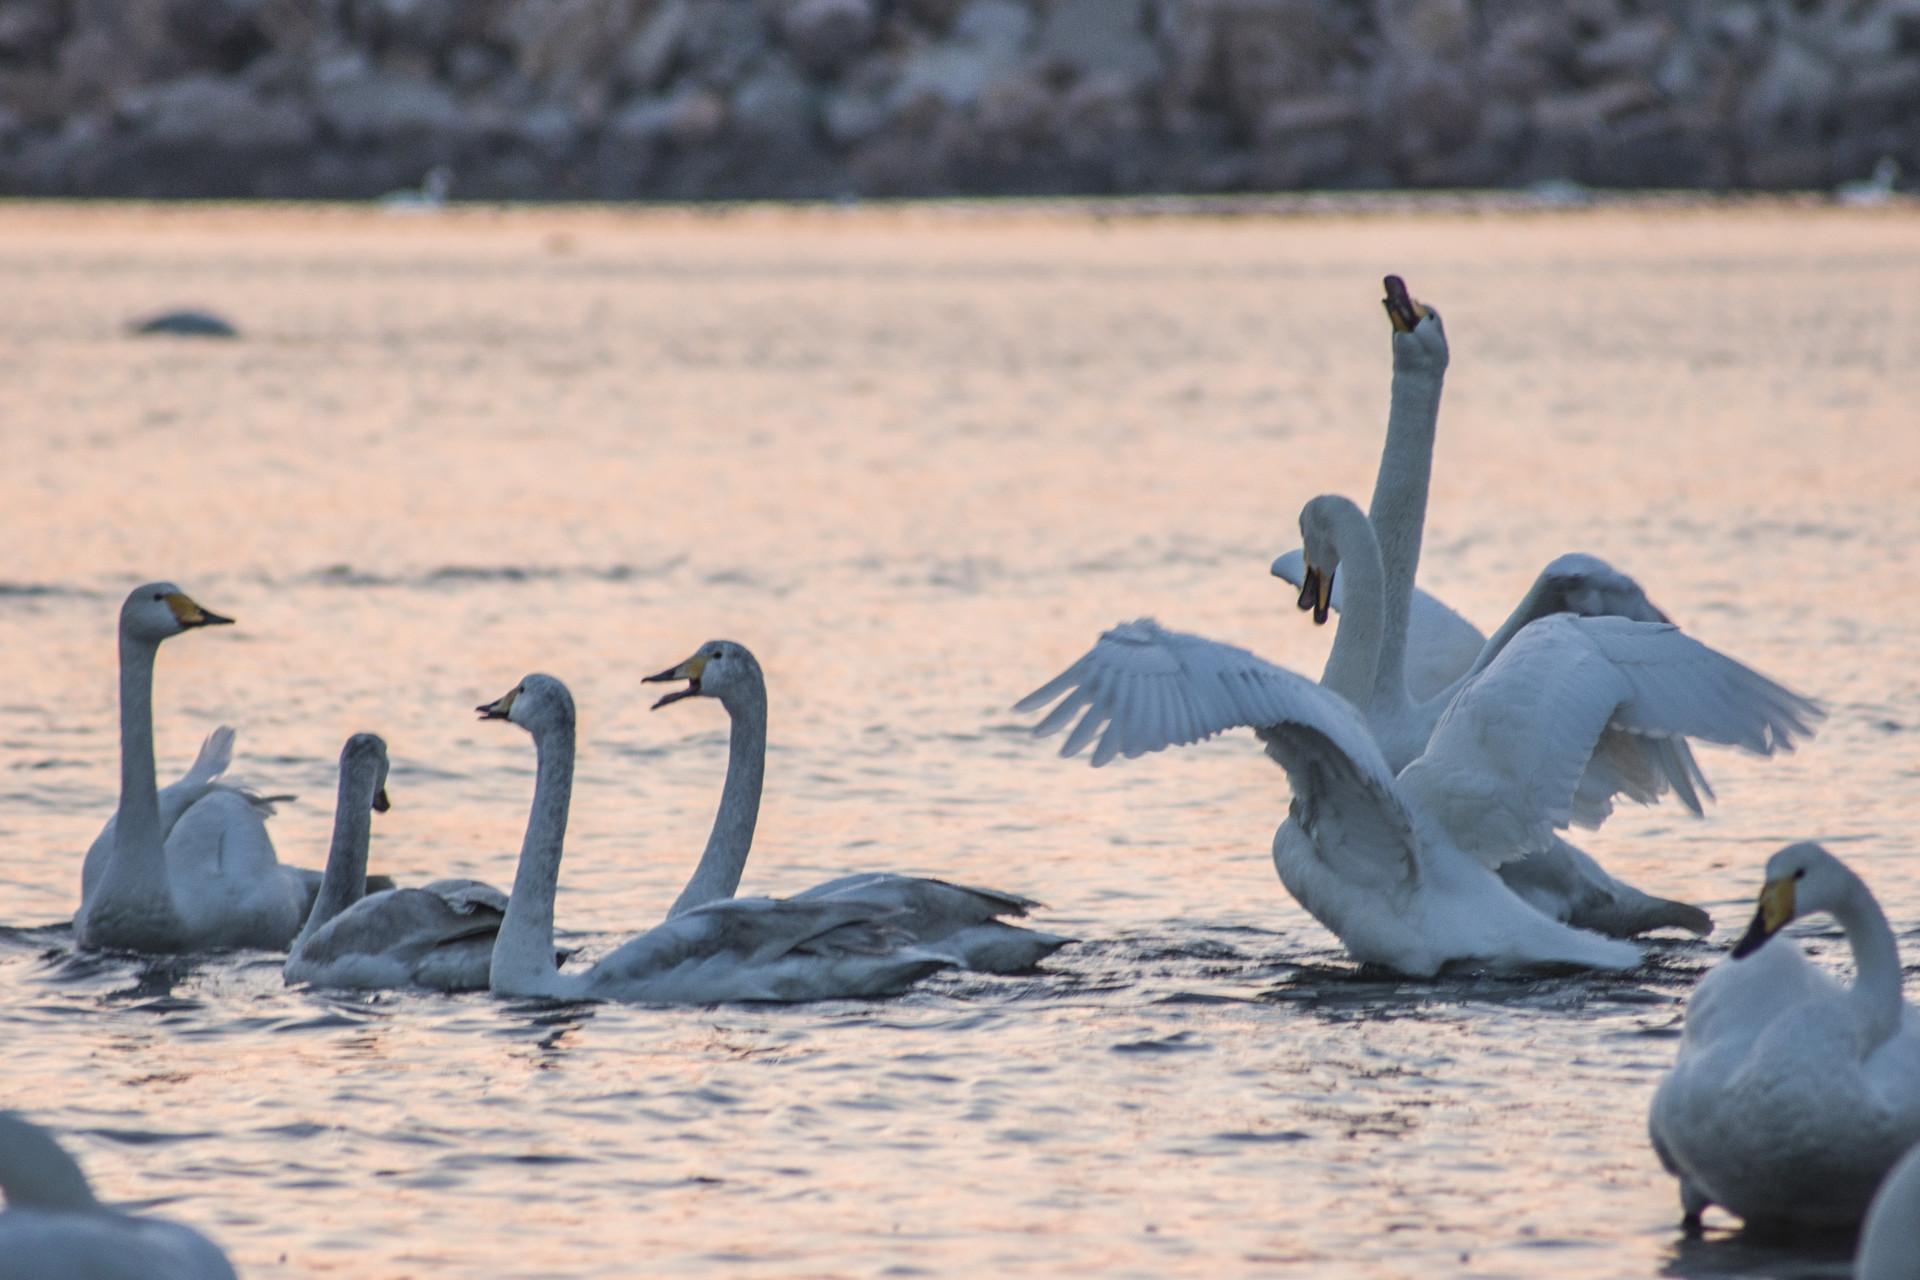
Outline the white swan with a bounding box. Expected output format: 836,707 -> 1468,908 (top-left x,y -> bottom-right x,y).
479,674 -> 1025,1004
1649,843 -> 1920,1231
74,583 -> 315,953
0,1112 -> 236,1280
1860,1141 -> 1920,1278
1018,505 -> 1823,975
283,734 -> 509,992
641,640 -> 1069,973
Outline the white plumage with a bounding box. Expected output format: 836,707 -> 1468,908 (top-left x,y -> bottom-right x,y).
1650,843 -> 1920,1230
0,1113 -> 236,1280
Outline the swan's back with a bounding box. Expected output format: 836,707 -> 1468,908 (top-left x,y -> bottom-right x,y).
792,874 -> 1070,972
0,1210 -> 237,1280
285,881 -> 506,992
585,896 -> 948,1003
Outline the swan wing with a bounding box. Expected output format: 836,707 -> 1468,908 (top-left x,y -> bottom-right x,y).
1401,614 -> 1822,868
1018,618 -> 1418,887
81,727 -> 239,899
1272,549 -> 1486,701
791,873 -> 1069,972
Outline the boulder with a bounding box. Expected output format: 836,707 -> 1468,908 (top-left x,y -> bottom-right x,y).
731,55 -> 816,142
119,74 -> 315,152
316,66 -> 462,141
606,85 -> 727,147
618,0 -> 689,91
779,0 -> 875,76
1036,0 -> 1160,86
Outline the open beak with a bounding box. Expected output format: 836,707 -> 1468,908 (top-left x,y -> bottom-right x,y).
476,688 -> 517,721
372,786 -> 391,813
1382,274 -> 1430,334
1298,566 -> 1334,626
165,591 -> 233,629
1731,877 -> 1796,959
642,654 -> 707,710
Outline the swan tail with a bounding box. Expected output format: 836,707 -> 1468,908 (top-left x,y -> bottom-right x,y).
180,726 -> 237,789
920,922 -> 1071,973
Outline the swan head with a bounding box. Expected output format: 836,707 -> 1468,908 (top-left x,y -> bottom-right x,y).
1534,554 -> 1670,623
1382,274 -> 1447,370
476,673 -> 575,735
643,640 -> 761,712
1297,495 -> 1362,626
339,732 -> 390,813
119,581 -> 233,644
1731,841 -> 1855,958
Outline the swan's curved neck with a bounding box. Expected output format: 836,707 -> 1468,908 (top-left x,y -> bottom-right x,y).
1831,875 -> 1905,1057
666,682 -> 766,918
0,1116 -> 100,1211
490,717 -> 576,996
1316,501 -> 1388,710
1366,331 -> 1446,711
102,633 -> 174,913
295,765 -> 375,948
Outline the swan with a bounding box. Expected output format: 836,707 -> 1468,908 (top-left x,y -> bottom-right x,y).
0,1112 -> 236,1280
1271,280 -> 1821,934
478,674 -> 1023,1004
1859,1141 -> 1920,1278
283,734 -> 509,992
641,639 -> 1069,973
1017,505 -> 1823,975
1649,843 -> 1920,1231
74,583 -> 316,953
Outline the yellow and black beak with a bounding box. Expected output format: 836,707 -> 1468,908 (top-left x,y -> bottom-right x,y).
642,654 -> 707,710
372,786 -> 391,813
165,591 -> 233,629
1731,877 -> 1797,958
1382,274 -> 1431,334
476,687 -> 518,722
1298,565 -> 1334,626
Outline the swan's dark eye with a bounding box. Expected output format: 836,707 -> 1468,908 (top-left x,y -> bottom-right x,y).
1794,868 -> 1807,880
151,592 -> 165,601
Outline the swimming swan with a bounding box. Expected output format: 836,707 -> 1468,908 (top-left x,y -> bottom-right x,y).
74,583 -> 315,953
1018,511 -> 1822,974
641,640 -> 1069,973
479,674 -> 993,1004
283,734 -> 509,992
1649,843 -> 1920,1230
0,1112 -> 236,1280
1859,1140 -> 1920,1278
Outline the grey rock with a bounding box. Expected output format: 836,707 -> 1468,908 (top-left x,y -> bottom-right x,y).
893,42 -> 1013,111
619,0 -> 689,91
448,43 -> 508,92
731,56 -> 816,142
317,67 -> 462,141
1532,80 -> 1661,133
606,86 -> 727,147
1037,0 -> 1159,86
1738,42 -> 1839,144
1574,17 -> 1673,82
953,0 -> 1032,51
780,0 -> 875,76
513,102 -> 581,157
679,0 -> 770,88
822,85 -> 888,146
0,0 -> 63,58
120,75 -> 315,152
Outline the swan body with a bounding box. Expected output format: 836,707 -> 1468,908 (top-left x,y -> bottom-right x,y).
1020,501 -> 1822,975
283,734 -> 509,992
1859,1141 -> 1920,1278
74,584 -> 316,954
639,640 -> 1068,973
0,1112 -> 236,1280
478,674 -> 1003,1005
1650,844 -> 1920,1230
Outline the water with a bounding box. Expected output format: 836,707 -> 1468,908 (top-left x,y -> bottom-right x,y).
1,200 -> 1916,1278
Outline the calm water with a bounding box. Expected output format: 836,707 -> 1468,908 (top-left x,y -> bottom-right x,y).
1,201 -> 1916,1278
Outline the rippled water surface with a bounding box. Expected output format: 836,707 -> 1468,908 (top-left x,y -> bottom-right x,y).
2,201 -> 1917,1278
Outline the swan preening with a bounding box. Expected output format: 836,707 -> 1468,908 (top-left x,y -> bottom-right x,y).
1650,844 -> 1920,1230
74,583 -> 318,954
283,734 -> 509,992
477,667 -> 1062,1004
0,1112 -> 236,1280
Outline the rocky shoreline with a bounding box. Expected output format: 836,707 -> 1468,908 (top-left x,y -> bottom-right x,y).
0,0 -> 1913,200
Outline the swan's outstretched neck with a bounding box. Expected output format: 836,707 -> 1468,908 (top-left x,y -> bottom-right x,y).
0,1113 -> 100,1211
667,677 -> 766,918
491,714 -> 575,995
1311,497 -> 1388,709
1833,873 -> 1905,1056
293,760 -> 376,950
94,632 -> 173,923
1367,321 -> 1447,712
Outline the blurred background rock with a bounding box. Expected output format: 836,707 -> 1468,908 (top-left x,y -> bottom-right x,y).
0,0 -> 1912,199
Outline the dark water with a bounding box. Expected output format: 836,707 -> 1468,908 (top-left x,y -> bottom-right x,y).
0,201 -> 1914,1277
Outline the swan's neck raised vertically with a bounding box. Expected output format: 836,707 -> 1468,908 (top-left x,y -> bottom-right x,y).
1830,873 -> 1905,1057
666,679 -> 767,918
92,632 -> 177,926
294,764 -> 375,949
1315,499 -> 1388,710
490,716 -> 577,997
0,1115 -> 100,1211
1366,322 -> 1447,713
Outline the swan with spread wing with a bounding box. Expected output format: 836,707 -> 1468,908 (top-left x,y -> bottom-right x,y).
1019,501 -> 1822,975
